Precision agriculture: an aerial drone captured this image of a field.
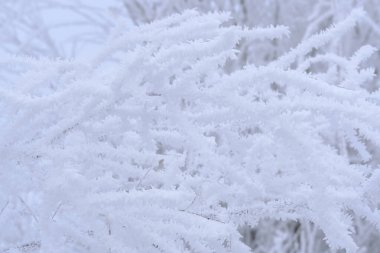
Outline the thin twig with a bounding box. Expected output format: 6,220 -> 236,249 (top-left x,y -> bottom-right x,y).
179,192 -> 197,212
51,202 -> 63,221
18,196 -> 38,222
179,209 -> 225,224
0,200 -> 9,217
136,167 -> 153,189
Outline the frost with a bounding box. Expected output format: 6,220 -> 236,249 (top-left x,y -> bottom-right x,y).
1,7 -> 380,253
